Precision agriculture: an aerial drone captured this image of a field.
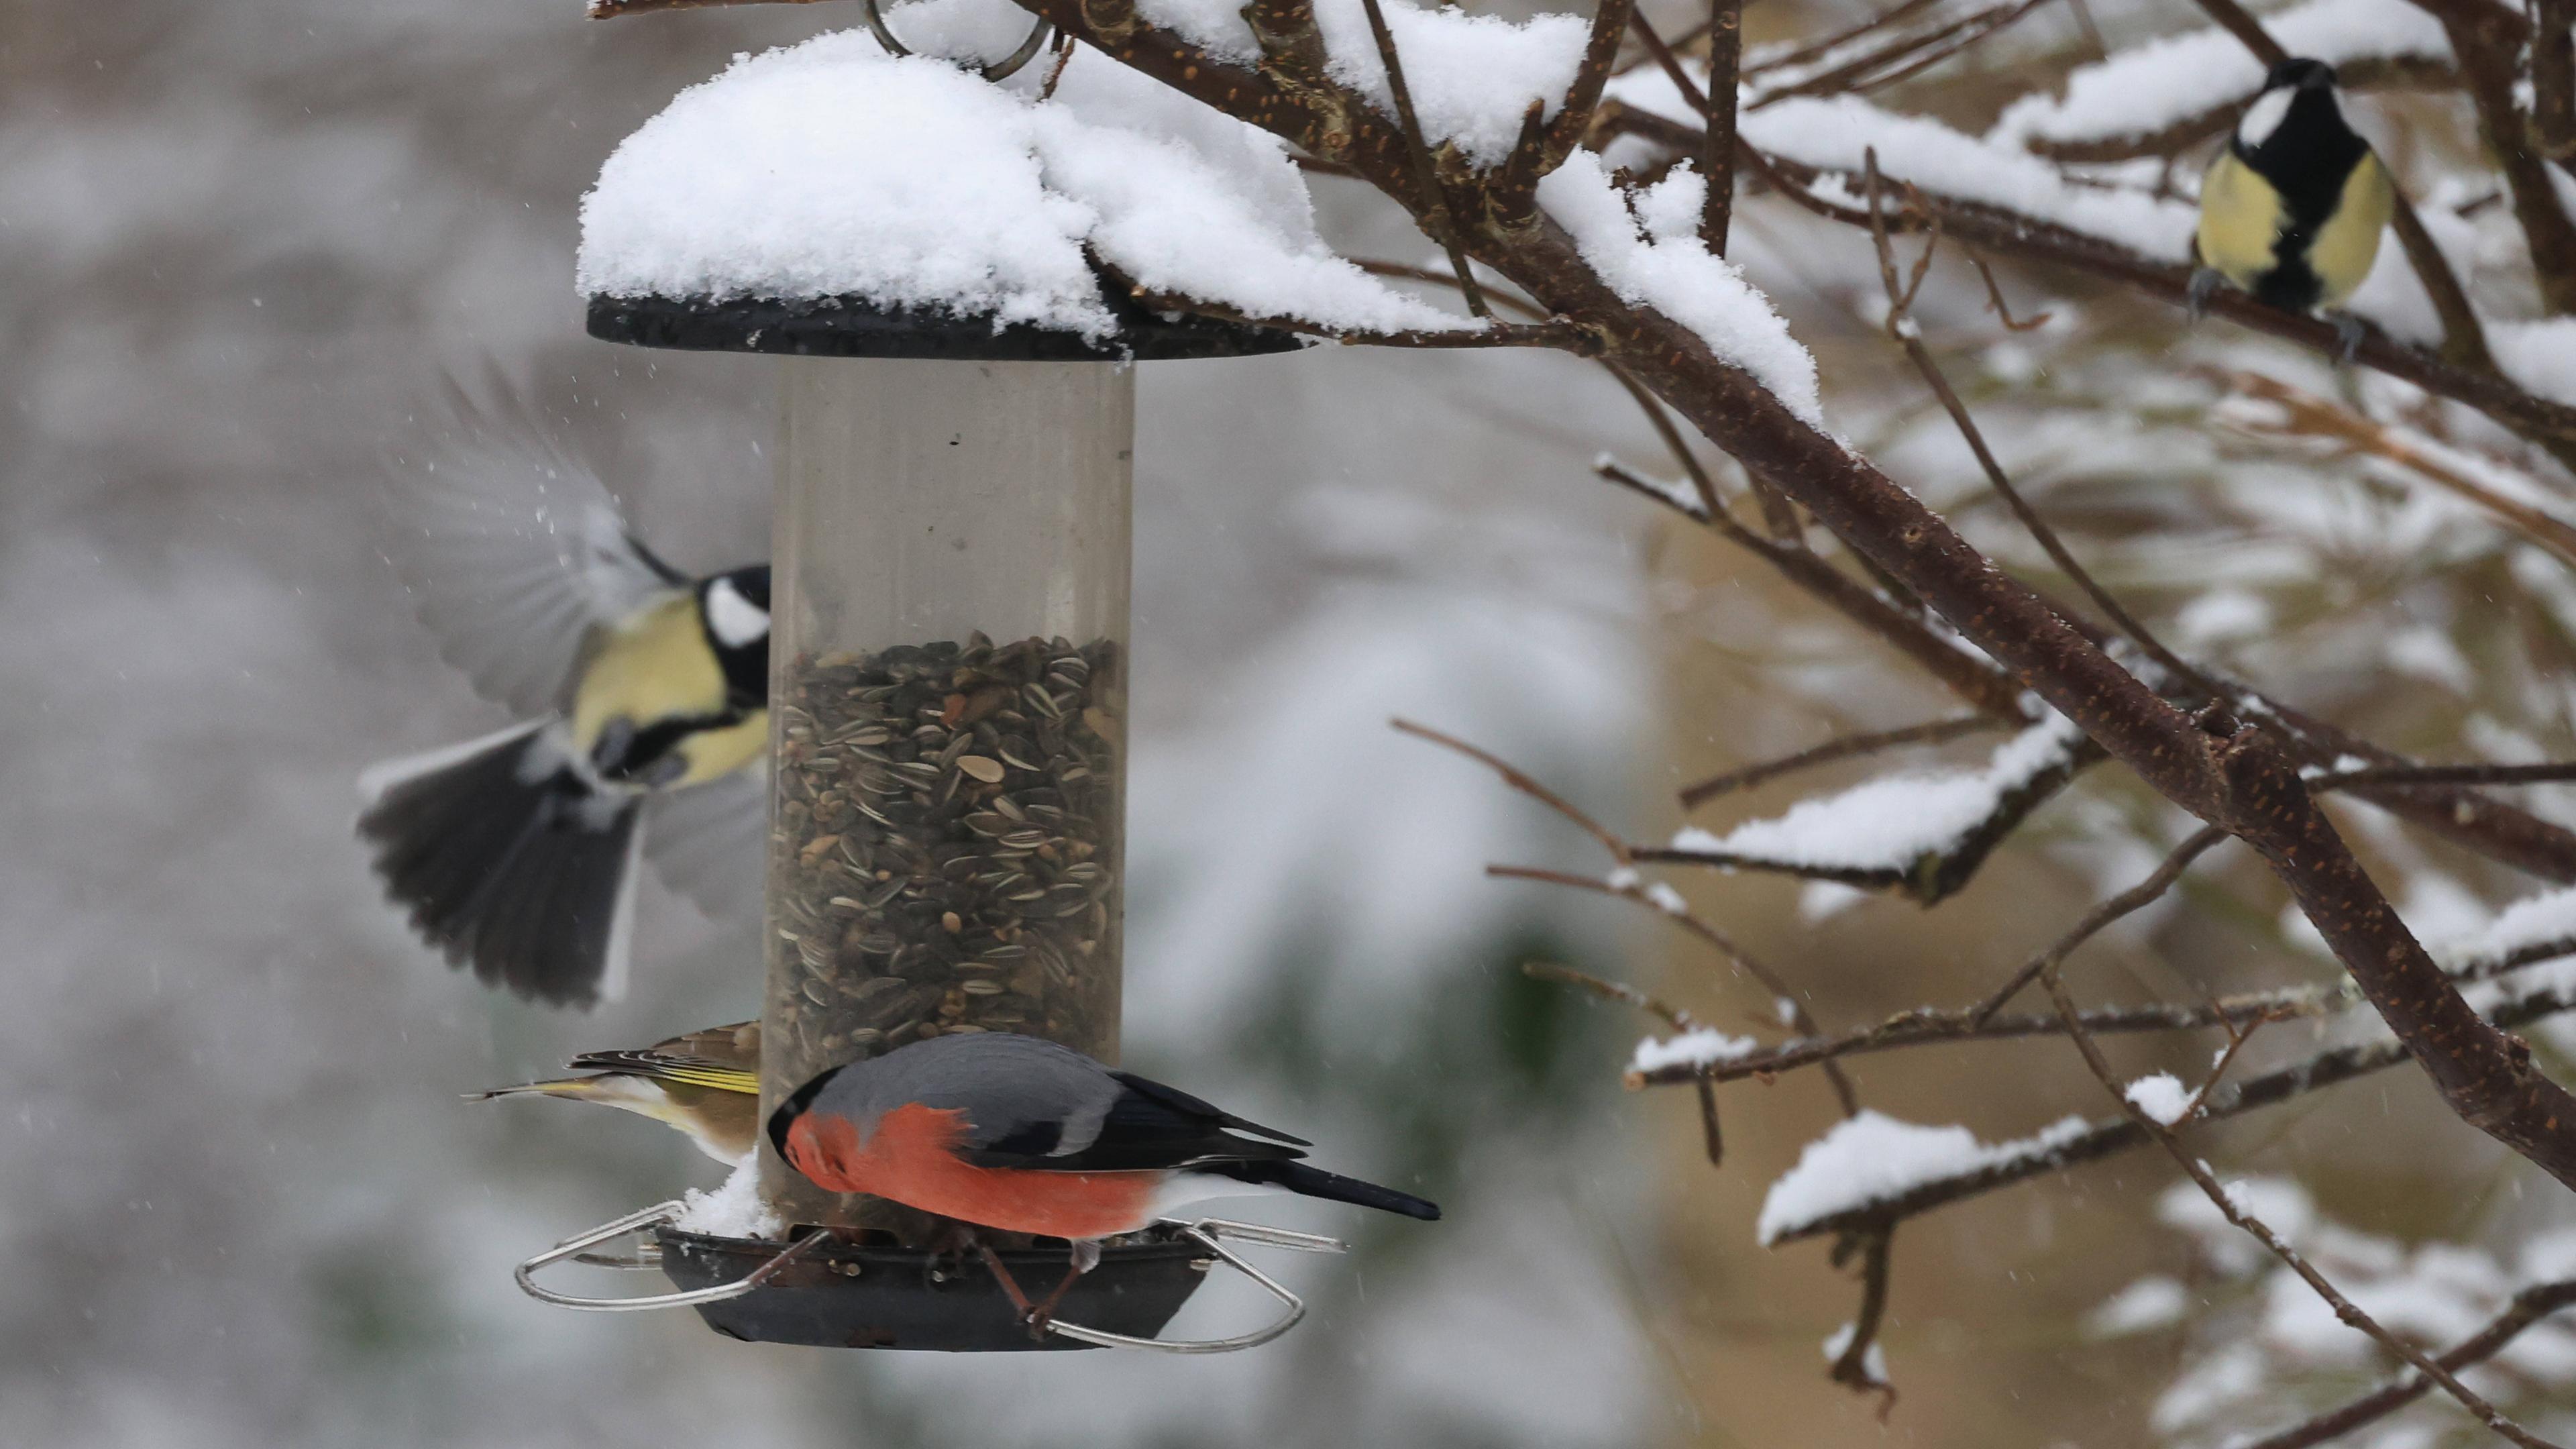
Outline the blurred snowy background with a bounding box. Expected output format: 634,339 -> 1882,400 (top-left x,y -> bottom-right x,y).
0,0 -> 1674,1444
18,0 -> 2576,1444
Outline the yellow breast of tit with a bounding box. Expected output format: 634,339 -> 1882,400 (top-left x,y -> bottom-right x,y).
2306,151 -> 2392,309
572,594 -> 731,760
2196,150 -> 2286,289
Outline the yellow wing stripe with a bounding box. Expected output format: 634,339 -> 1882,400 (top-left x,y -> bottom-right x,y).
648,1063 -> 759,1093
567,1048 -> 761,1094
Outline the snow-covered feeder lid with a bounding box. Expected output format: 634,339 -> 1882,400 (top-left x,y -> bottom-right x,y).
569,19 -> 1497,363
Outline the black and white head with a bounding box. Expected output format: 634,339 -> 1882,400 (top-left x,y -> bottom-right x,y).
700,565 -> 771,703
2237,58 -> 2348,156
702,566 -> 771,647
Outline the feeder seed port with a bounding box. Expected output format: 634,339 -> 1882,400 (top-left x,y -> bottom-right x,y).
515,1199 -> 1347,1354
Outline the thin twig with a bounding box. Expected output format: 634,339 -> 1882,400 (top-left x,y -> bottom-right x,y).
2176,1006 -> 2280,1122
2218,370 -> 2576,570
1524,961 -> 1727,1164
1828,1230 -> 1899,1413
1523,959 -> 1698,1030
2182,0 -> 2288,66
1743,0 -> 1939,78
1678,714 -> 1998,807
1038,29 -> 1077,100
1637,930 -> 2575,1091
1618,11 -> 1805,536
1860,150 -> 2222,706
2320,761 -> 2576,790
1354,0 -> 1489,317
1395,720 -> 1631,861
2389,186 -> 2498,372
2239,1279 -> 2576,1449
2062,0 -> 2104,59
1701,0 -> 1742,253
1970,824 -> 2231,1023
1494,865 -> 1862,1113
1630,5 -> 1710,113
1601,368 -> 1731,521
1843,0 -> 2058,99
2039,964 -> 2566,1448
1966,249 -> 2051,332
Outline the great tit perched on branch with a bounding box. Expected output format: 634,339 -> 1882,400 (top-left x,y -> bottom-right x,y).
360,371 -> 769,1008
2191,58 -> 2394,353
474,1020 -> 759,1163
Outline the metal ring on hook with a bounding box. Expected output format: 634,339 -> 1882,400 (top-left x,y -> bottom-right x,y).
515,1201 -> 824,1313
860,0 -> 1055,81
1042,1218 -> 1348,1354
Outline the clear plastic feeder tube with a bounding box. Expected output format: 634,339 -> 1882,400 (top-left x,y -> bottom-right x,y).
762,358 -> 1134,1231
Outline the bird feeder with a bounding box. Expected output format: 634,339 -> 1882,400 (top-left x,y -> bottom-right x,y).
510,24 -> 1340,1351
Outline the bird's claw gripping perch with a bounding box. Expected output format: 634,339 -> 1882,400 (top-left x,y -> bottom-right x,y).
2328,309 -> 2367,366
2186,266 -> 2223,323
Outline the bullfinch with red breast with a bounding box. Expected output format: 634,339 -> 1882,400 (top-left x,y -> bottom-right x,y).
768,1032 -> 1441,1246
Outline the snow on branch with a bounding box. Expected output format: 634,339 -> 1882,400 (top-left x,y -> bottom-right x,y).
1645,708 -> 2089,902
1538,154 -> 1823,425
2440,885 -> 2576,981
1627,1026 -> 1758,1078
577,22 -> 1460,340
1740,96 -> 2196,261
1758,971 -> 2576,1244
1987,0 -> 2451,158
1130,0 -> 1590,166
1756,1109 -> 2090,1245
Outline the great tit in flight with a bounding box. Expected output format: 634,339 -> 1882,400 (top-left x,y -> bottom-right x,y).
2192,58 -> 2394,352
360,372 -> 769,1008
473,1020 -> 760,1163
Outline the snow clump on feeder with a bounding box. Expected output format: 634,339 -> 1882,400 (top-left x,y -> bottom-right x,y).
578,19 -> 1461,341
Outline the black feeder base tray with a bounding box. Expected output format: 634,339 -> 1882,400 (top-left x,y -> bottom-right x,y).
515,1199 -> 1344,1353
655,1224 -> 1208,1351
587,283 -> 1307,363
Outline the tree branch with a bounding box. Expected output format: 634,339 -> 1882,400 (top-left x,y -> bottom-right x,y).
2019,56 -> 2459,162
2184,0 -> 2287,67
2039,961 -> 2567,1448
1524,961 -> 1731,1164
2438,9 -> 2576,315
1354,0 -> 1487,317
2536,0 -> 2576,165
1701,0 -> 1741,253
1497,865 -> 1862,1114
1676,714 -> 1997,808
1394,717 -> 1631,861
1758,974 -> 2576,1241
1969,824 -> 2229,1022
1862,152 -> 2218,706
2239,1279 -> 2576,1449
1741,148 -> 2576,451
2218,370 -> 2576,570
979,0 -> 2576,1187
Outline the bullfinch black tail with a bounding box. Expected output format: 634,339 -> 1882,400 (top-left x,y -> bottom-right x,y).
358,721 -> 643,1009
1206,1159 -> 1442,1221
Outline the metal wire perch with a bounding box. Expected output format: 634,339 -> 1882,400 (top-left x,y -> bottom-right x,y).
515,1201 -> 1346,1352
